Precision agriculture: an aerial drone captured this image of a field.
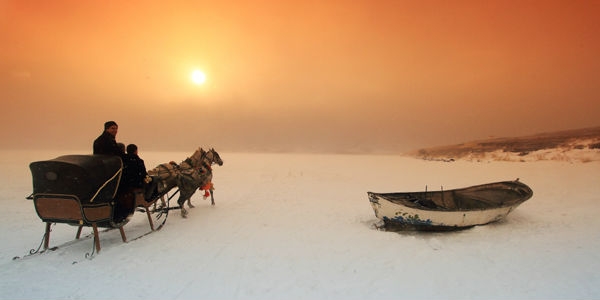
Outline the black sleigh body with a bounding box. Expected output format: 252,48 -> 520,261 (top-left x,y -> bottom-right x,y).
29,154 -> 136,253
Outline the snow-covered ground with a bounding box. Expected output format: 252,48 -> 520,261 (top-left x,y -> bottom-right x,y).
1,149 -> 599,299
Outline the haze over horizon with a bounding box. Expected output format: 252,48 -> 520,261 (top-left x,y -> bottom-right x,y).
1,1 -> 599,153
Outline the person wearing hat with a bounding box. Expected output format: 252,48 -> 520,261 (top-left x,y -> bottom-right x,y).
93,121 -> 125,156
123,144 -> 159,201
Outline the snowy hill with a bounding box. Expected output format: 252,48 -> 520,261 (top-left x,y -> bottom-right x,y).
410,126 -> 600,163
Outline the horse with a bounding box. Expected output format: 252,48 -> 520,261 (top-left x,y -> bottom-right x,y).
147,148 -> 223,218
175,148 -> 223,218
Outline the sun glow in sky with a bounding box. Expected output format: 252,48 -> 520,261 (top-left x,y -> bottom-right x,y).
191,69 -> 206,85
1,1 -> 599,153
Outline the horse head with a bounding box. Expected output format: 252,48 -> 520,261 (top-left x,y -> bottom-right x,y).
207,148 -> 223,166
188,147 -> 223,167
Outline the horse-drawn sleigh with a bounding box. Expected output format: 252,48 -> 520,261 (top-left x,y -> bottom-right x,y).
23,148 -> 223,258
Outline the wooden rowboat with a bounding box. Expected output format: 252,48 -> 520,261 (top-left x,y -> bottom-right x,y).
368,180 -> 533,230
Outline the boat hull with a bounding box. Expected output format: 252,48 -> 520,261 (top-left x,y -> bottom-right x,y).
368,180 -> 533,230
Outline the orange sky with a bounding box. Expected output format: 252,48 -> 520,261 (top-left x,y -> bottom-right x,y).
1,0 -> 599,153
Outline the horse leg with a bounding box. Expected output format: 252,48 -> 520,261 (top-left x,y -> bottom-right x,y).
160,194 -> 167,208
210,190 -> 215,206
177,194 -> 189,218
180,206 -> 188,218
187,197 -> 195,209
177,188 -> 195,218
179,200 -> 188,218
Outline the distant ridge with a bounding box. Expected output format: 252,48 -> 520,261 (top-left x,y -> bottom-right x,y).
410,126 -> 600,162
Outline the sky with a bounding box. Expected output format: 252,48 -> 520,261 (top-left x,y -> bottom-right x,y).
1,0 -> 599,153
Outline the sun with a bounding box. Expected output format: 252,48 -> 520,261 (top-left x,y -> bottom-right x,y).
191,69 -> 207,85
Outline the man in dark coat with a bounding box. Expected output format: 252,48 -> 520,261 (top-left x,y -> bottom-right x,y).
92,121 -> 132,220
93,121 -> 124,156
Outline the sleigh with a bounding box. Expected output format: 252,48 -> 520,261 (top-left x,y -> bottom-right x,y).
28,154 -> 169,256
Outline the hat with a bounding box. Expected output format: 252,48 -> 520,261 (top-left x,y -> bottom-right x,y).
104,121 -> 118,129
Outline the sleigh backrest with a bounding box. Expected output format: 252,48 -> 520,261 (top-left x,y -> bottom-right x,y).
30,155 -> 123,204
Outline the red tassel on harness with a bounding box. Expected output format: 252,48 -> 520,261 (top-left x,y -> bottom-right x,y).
200,182 -> 213,199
